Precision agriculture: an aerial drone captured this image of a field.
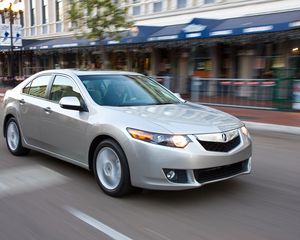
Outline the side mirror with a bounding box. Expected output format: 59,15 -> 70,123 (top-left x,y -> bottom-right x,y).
59,96 -> 84,111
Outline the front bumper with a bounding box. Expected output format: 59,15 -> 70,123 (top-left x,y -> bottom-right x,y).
124,129 -> 252,190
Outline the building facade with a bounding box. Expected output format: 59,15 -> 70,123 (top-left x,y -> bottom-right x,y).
1,0 -> 300,94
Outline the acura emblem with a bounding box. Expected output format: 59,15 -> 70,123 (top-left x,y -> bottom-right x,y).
221,133 -> 227,142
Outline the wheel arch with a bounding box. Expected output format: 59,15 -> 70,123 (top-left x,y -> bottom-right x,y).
88,135 -> 120,171
3,114 -> 15,138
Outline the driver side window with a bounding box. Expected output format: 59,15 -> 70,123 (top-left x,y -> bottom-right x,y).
49,75 -> 82,103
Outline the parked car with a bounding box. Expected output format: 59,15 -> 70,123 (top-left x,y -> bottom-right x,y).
2,70 -> 252,197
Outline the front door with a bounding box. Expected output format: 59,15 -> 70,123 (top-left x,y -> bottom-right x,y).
39,74 -> 89,164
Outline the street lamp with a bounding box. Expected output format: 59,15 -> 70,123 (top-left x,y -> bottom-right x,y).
0,0 -> 24,80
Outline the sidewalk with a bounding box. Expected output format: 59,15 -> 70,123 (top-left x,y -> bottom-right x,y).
214,106 -> 300,135
214,106 -> 300,127
1,87 -> 300,134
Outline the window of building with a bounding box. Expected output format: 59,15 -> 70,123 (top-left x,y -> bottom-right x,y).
56,0 -> 63,22
42,0 -> 48,24
204,0 -> 215,4
20,12 -> 24,27
50,75 -> 82,103
177,0 -> 187,9
56,0 -> 63,32
153,1 -> 162,13
30,0 -> 35,26
132,6 -> 141,16
27,75 -> 52,98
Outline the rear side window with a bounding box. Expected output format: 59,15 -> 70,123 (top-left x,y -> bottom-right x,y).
49,75 -> 82,103
27,75 -> 52,98
23,82 -> 32,94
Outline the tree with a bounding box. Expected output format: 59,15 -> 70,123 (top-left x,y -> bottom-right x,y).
68,0 -> 133,40
68,0 -> 133,69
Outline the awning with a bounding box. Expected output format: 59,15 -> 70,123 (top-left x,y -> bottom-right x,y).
19,10 -> 300,51
147,24 -> 187,42
179,18 -> 222,39
121,26 -> 162,44
23,37 -> 99,50
104,25 -> 162,45
209,10 -> 300,37
145,18 -> 221,42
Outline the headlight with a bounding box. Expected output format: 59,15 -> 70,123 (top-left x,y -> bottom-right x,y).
241,126 -> 250,138
127,128 -> 191,148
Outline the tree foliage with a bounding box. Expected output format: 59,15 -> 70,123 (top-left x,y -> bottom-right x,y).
68,0 -> 133,40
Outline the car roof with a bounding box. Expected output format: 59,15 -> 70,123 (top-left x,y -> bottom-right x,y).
38,69 -> 143,76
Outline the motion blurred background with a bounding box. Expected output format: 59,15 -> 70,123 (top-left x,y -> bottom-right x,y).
0,0 -> 300,112
1,1 -> 300,240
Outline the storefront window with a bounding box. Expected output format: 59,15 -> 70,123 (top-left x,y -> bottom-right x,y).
289,42 -> 300,78
193,46 -> 212,78
255,43 -> 286,79
132,51 -> 151,75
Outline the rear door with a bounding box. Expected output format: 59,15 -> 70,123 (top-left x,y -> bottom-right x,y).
18,74 -> 53,147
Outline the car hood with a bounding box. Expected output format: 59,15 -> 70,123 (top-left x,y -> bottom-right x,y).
110,102 -> 243,134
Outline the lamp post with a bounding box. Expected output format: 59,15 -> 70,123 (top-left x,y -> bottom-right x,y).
0,0 -> 24,80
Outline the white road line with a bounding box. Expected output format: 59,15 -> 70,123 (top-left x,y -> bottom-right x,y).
0,165 -> 68,198
65,206 -> 133,240
144,227 -> 172,240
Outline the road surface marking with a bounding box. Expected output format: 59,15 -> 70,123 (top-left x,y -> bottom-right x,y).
144,227 -> 172,240
0,165 -> 68,198
65,206 -> 133,240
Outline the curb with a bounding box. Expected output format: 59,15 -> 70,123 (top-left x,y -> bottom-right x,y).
244,121 -> 300,135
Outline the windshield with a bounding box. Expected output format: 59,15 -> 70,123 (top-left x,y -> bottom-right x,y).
79,74 -> 181,106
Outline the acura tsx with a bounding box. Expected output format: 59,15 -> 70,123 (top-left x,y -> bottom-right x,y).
2,70 -> 252,197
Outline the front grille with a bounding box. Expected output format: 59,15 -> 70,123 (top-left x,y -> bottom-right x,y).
193,159 -> 249,184
198,135 -> 241,152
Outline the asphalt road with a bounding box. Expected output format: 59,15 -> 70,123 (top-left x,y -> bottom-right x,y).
0,108 -> 299,240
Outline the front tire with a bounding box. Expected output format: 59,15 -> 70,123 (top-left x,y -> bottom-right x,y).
5,117 -> 30,156
93,139 -> 132,197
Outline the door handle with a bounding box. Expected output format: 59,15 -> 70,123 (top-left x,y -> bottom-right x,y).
19,99 -> 25,105
43,107 -> 52,114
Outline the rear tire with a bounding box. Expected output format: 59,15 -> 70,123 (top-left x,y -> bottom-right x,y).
5,117 -> 30,156
93,139 -> 132,197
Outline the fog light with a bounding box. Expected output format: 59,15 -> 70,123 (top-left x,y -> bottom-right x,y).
166,170 -> 176,180
163,169 -> 188,183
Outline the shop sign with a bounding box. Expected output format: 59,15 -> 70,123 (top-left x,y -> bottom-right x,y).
209,30 -> 233,36
183,24 -> 206,33
186,32 -> 201,38
289,21 -> 300,28
243,25 -> 273,33
147,35 -> 178,41
52,43 -> 78,48
293,80 -> 300,110
107,40 -> 120,44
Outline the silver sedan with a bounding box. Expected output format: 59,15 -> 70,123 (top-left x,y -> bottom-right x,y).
2,70 -> 252,197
